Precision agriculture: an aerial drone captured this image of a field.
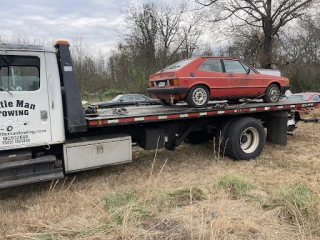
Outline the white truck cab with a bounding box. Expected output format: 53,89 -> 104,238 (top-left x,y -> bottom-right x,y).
0,44 -> 65,151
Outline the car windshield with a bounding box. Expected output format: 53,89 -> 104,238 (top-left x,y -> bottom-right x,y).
287,94 -> 308,101
111,95 -> 123,102
158,58 -> 195,72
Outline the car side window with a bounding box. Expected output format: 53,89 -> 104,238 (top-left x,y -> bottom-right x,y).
198,59 -> 223,72
134,95 -> 144,101
223,60 -> 247,73
240,62 -> 256,74
312,95 -> 320,101
120,95 -> 133,102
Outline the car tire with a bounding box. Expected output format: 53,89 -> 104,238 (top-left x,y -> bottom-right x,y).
186,85 -> 209,107
224,117 -> 265,160
263,84 -> 280,103
159,99 -> 171,106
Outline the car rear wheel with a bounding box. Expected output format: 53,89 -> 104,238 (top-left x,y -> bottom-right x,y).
186,85 -> 209,107
263,84 -> 280,103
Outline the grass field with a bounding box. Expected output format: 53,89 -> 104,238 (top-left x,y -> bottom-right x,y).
0,121 -> 320,239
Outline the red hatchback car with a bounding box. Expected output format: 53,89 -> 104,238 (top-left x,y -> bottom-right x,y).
147,57 -> 291,107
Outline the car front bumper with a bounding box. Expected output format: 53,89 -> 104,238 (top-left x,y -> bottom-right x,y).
147,87 -> 189,95
281,85 -> 291,94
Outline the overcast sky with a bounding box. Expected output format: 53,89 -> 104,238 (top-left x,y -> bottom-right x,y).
0,0 -> 131,54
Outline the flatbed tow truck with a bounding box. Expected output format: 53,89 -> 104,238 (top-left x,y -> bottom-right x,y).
0,41 -> 318,189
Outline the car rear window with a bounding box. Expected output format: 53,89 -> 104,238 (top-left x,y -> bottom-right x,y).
158,58 -> 195,72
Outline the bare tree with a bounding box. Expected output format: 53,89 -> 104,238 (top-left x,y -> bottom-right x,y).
108,0 -> 203,93
196,0 -> 318,68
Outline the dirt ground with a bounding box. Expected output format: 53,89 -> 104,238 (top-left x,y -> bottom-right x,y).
0,121 -> 320,240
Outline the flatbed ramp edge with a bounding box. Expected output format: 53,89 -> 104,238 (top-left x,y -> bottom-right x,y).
87,100 -> 317,127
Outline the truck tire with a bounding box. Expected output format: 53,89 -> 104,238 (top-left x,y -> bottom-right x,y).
214,118 -> 238,154
224,117 -> 265,160
263,84 -> 280,103
186,85 -> 209,107
185,131 -> 210,144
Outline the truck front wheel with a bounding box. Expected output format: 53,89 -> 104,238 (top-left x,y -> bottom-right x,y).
224,117 -> 265,160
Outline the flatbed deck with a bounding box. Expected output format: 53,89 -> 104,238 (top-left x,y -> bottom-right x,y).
86,100 -> 316,127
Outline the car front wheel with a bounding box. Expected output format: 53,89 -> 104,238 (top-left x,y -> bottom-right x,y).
263,84 -> 280,103
186,85 -> 209,107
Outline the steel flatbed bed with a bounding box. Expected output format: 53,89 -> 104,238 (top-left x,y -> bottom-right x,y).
87,100 -> 315,127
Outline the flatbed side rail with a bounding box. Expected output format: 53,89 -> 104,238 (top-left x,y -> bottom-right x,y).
87,102 -> 318,128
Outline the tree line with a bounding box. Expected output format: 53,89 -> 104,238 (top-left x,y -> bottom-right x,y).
1,0 -> 320,96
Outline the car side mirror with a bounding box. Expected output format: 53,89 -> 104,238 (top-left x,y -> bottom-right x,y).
246,68 -> 250,74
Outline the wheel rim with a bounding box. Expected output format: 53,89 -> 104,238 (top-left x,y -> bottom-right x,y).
192,88 -> 207,106
269,86 -> 280,102
240,127 -> 259,153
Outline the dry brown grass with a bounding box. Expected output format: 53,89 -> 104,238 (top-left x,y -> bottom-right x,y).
1,121 -> 320,239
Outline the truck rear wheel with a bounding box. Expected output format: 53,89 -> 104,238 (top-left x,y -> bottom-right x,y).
224,117 -> 265,160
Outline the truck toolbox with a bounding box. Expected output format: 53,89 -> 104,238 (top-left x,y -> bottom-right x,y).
63,134 -> 132,173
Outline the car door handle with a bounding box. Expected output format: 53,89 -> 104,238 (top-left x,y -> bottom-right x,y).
228,74 -> 234,77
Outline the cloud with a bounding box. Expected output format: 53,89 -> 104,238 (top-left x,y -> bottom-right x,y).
0,0 -> 127,54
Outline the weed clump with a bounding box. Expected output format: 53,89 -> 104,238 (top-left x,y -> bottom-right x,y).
267,184 -> 320,234
162,187 -> 207,207
215,174 -> 255,198
105,192 -> 151,225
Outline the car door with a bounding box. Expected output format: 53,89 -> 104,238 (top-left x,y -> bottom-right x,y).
197,59 -> 226,98
0,52 -> 52,150
223,59 -> 262,97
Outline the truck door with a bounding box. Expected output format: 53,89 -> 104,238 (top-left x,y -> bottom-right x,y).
0,52 -> 52,150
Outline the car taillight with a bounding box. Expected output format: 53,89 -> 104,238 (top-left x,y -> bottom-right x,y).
169,78 -> 180,86
149,81 -> 154,87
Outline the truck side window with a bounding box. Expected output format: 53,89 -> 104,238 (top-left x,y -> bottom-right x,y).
0,55 -> 40,91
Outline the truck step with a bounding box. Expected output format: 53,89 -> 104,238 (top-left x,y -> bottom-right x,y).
0,155 -> 56,170
0,169 -> 64,189
0,149 -> 32,163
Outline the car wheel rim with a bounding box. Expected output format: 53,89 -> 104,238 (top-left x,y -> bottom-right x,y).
240,127 -> 259,154
192,88 -> 207,106
269,86 -> 280,102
